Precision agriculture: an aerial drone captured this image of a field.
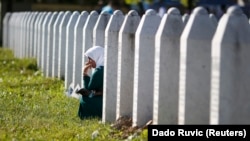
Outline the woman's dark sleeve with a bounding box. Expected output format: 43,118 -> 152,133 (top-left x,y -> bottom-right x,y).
83,75 -> 90,90
83,68 -> 103,91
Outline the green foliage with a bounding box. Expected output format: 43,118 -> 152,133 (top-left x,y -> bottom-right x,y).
0,48 -> 148,141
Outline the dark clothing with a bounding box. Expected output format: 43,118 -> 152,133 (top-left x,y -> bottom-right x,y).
78,95 -> 103,119
78,66 -> 104,119
83,66 -> 104,92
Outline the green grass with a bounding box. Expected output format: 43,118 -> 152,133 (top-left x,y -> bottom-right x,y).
0,48 -> 148,141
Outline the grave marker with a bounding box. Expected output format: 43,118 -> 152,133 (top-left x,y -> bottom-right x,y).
133,9 -> 161,127
116,10 -> 140,120
103,10 -> 124,123
72,11 -> 89,87
65,11 -> 80,88
153,8 -> 184,124
210,6 -> 250,124
179,7 -> 216,124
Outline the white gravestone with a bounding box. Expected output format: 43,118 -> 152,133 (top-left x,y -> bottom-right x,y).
133,9 -> 161,127
58,11 -> 72,79
182,13 -> 189,26
12,13 -> 20,57
14,13 -> 22,54
20,13 -> 28,58
65,11 -> 80,89
24,12 -> 33,58
38,12 -> 51,68
41,12 -> 52,75
52,11 -> 65,78
210,6 -> 250,124
153,8 -> 184,125
3,12 -> 12,47
93,11 -> 110,47
35,12 -> 47,65
209,13 -> 218,26
179,7 -> 216,124
72,11 -> 89,87
6,13 -> 14,49
81,11 -> 99,87
17,12 -> 24,57
46,12 -> 59,77
15,13 -> 22,53
28,12 -> 38,58
33,12 -> 40,57
21,12 -> 29,58
6,13 -> 12,48
20,13 -> 29,58
103,10 -> 124,123
25,12 -> 33,58
14,13 -> 21,57
7,13 -> 15,50
116,10 -> 140,120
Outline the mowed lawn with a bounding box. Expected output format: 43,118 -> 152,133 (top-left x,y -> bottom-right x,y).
0,48 -> 147,141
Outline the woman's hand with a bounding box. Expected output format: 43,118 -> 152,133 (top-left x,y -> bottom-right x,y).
76,88 -> 90,96
83,62 -> 92,76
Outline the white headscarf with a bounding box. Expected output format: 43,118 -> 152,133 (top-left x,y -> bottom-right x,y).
84,46 -> 104,68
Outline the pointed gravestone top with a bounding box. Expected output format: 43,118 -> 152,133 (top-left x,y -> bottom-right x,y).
65,11 -> 71,14
113,10 -> 123,16
145,9 -> 156,15
227,5 -> 243,15
90,10 -> 99,16
209,13 -> 218,26
72,11 -> 80,16
81,11 -> 88,15
167,7 -> 180,15
128,10 -> 139,16
100,10 -> 110,15
192,6 -> 208,15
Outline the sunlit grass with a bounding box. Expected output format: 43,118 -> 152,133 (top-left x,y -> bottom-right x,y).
0,48 -> 147,141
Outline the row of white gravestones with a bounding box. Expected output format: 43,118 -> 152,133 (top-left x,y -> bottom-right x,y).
3,5 -> 250,127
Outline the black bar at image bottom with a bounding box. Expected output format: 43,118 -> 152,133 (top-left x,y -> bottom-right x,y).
148,125 -> 250,141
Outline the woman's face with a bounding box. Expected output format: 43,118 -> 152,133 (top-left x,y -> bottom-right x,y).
88,57 -> 96,68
